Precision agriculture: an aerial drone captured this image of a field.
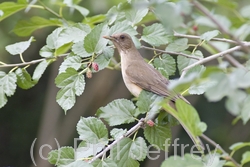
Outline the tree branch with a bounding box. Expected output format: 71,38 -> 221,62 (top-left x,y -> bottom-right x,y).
208,42 -> 246,69
201,134 -> 241,167
173,32 -> 246,70
0,54 -> 68,68
181,42 -> 250,78
89,118 -> 145,163
190,0 -> 249,53
174,32 -> 242,44
141,45 -> 201,60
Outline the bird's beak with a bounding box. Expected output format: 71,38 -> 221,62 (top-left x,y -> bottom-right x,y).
103,35 -> 115,41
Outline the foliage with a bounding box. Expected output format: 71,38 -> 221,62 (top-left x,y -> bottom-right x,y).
1,0 -> 250,167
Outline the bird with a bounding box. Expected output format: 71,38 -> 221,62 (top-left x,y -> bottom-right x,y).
103,33 -> 187,102
103,33 -> 203,150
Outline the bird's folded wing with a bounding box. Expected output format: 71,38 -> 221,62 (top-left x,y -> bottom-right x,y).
126,62 -> 178,100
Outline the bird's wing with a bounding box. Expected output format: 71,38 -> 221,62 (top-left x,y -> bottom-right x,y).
126,61 -> 178,99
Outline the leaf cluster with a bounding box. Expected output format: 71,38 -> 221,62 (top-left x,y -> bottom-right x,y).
1,0 -> 250,166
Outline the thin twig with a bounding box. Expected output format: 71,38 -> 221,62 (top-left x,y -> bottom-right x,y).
224,54 -> 245,69
89,118 -> 145,163
0,54 -> 68,68
181,42 -> 250,78
201,134 -> 241,167
190,0 -> 249,53
174,32 -> 246,70
141,45 -> 201,60
208,42 -> 246,69
174,32 -> 242,44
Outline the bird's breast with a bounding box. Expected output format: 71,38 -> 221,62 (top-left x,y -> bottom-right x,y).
120,51 -> 142,97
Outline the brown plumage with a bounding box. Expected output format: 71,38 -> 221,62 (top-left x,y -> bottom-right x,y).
103,33 -> 204,150
103,33 -> 188,103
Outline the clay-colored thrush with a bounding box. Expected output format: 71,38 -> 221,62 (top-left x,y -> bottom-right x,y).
103,33 -> 203,149
103,33 -> 186,101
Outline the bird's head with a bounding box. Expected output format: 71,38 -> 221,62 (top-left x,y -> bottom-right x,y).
103,33 -> 135,52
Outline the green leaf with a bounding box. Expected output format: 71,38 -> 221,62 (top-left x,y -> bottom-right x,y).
240,5 -> 250,18
165,38 -> 188,52
39,45 -> 54,58
32,60 -> 50,81
205,73 -> 233,102
91,158 -> 117,167
157,68 -> 169,79
96,99 -> 136,126
15,68 -> 37,89
241,95 -> 250,124
59,55 -> 82,74
157,111 -> 179,127
144,123 -> 171,151
154,3 -> 183,31
109,20 -> 138,37
230,68 -> 250,88
83,14 -> 106,27
203,153 -> 225,167
74,22 -> 91,32
177,50 -> 203,72
76,117 -> 108,144
229,142 -> 250,151
0,86 -> 7,109
66,161 -> 93,167
0,2 -> 27,21
0,72 -> 17,96
110,128 -> 127,140
175,99 -> 206,136
136,90 -> 163,116
13,16 -> 62,37
189,78 -> 216,95
106,6 -> 119,25
217,0 -> 237,9
110,138 -> 139,167
94,47 -> 114,71
224,161 -> 235,167
176,0 -> 192,15
195,15 -> 231,29
246,59 -> 250,70
153,54 -> 176,76
141,23 -> 172,46
0,72 -> 17,108
62,0 -> 81,6
200,30 -> 220,41
161,99 -> 206,149
46,24 -> 91,53
71,4 -> 89,17
17,0 -> 28,4
168,73 -> 199,94
76,141 -> 105,159
5,36 -> 33,55
84,23 -> 109,54
55,68 -> 85,112
46,27 -> 65,49
125,5 -> 148,25
48,147 -> 75,166
72,41 -> 92,58
130,137 -> 147,161
241,151 -> 250,166
59,25 -> 91,44
161,154 -> 203,167
55,41 -> 73,56
186,65 -> 206,77
225,90 -> 247,116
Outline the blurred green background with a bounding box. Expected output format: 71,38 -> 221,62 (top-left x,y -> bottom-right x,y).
0,0 -> 249,167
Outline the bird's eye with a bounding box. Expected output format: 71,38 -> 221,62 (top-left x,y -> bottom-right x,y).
120,35 -> 125,40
